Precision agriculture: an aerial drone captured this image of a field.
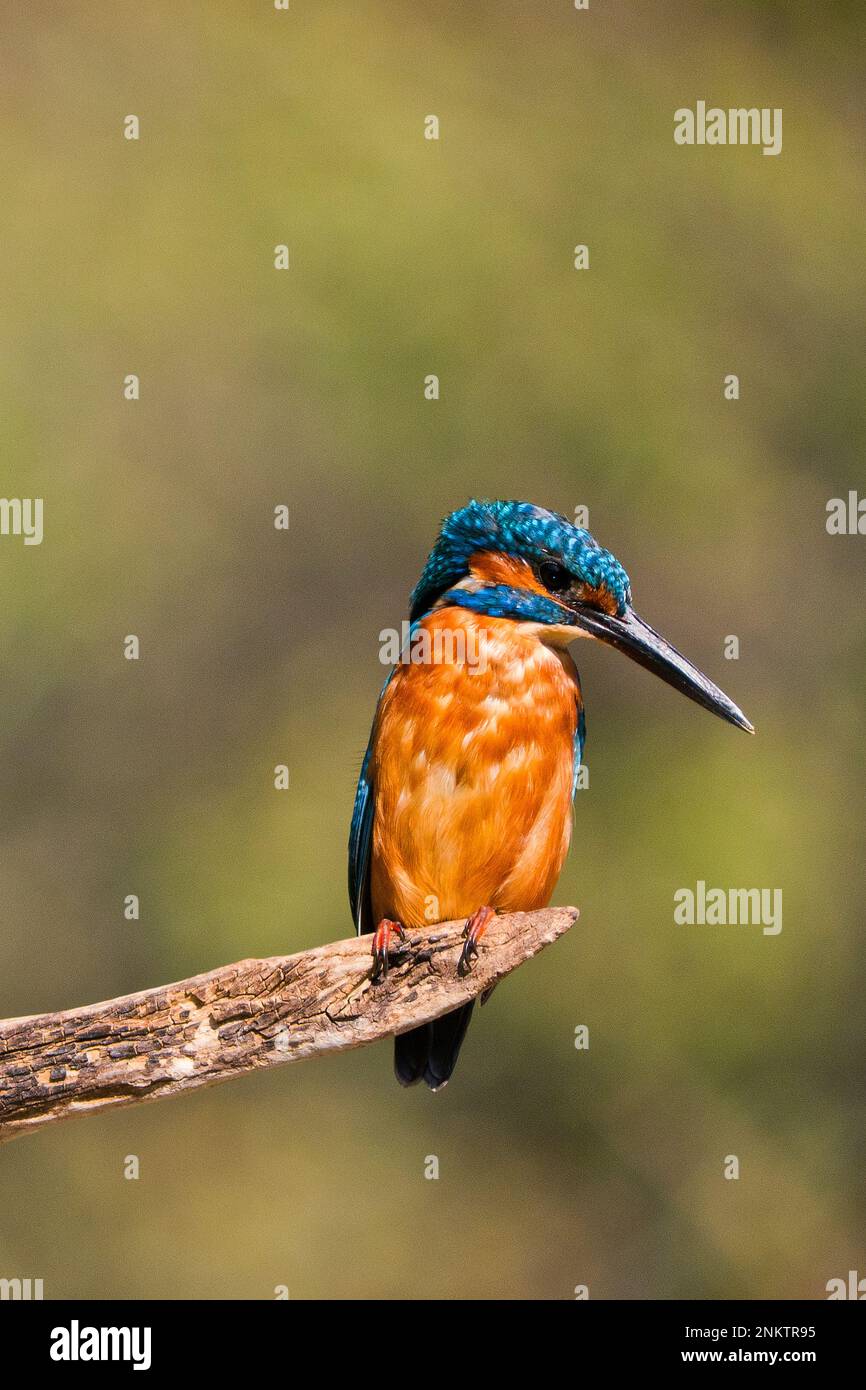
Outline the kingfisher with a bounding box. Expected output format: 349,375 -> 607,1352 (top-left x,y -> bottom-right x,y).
348,500 -> 753,1090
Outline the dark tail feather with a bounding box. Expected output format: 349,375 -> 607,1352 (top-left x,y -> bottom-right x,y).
394,1021 -> 433,1086
393,1003 -> 475,1091
424,1002 -> 475,1090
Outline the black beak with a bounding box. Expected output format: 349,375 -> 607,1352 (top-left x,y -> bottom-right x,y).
571,604 -> 754,734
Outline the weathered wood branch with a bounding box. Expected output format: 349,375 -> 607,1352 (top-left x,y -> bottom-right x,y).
0,906 -> 577,1142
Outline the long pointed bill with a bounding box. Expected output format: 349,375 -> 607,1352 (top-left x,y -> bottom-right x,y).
571,604 -> 754,733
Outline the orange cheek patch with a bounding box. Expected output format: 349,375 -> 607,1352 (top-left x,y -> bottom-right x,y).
574,581 -> 619,615
468,551 -> 550,597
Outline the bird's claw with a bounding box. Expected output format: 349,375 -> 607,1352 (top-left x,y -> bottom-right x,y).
371,919 -> 406,981
458,905 -> 495,975
460,936 -> 479,970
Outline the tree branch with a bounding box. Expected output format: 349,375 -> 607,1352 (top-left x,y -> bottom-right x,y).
0,906 -> 577,1142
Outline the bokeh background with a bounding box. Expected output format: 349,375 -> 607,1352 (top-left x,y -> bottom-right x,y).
1,0 -> 864,1299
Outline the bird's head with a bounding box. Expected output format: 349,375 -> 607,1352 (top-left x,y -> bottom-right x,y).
411,499 -> 753,733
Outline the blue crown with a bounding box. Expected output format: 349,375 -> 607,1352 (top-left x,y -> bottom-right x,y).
410,499 -> 632,620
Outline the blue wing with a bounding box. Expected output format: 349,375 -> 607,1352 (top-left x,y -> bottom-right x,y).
350,627 -> 424,935
571,702 -> 586,799
348,731 -> 376,936
349,660 -> 404,935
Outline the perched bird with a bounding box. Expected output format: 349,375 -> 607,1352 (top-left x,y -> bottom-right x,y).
348,500 -> 753,1090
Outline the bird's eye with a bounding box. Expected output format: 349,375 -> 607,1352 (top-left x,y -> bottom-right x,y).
539,560 -> 572,593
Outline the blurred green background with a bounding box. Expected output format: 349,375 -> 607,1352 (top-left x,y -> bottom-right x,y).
1,0 -> 864,1299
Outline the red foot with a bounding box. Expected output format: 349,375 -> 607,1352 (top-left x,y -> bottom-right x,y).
459,905 -> 495,974
371,918 -> 406,981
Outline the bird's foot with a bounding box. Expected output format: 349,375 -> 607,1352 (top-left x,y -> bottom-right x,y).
371,918 -> 406,981
458,905 -> 495,975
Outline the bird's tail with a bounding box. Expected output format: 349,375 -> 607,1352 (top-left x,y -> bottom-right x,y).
394,1002 -> 475,1091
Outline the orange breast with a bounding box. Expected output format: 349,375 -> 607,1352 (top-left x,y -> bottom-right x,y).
369,608 -> 580,928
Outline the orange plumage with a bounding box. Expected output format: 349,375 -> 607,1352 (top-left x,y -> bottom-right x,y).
369,604 -> 581,928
